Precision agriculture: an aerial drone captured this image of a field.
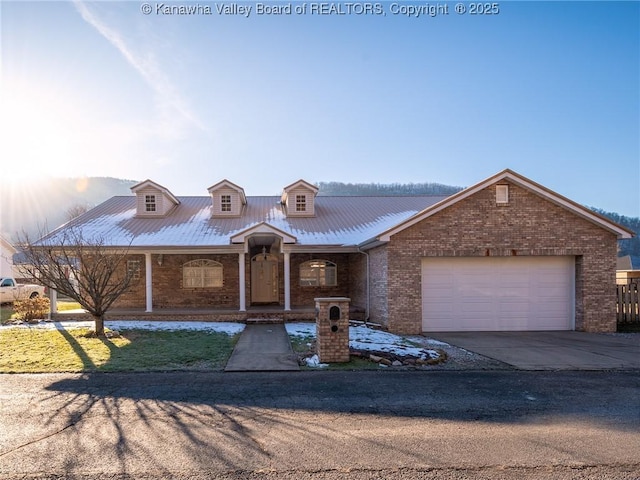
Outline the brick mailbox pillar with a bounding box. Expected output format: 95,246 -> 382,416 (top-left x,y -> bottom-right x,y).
315,297 -> 350,363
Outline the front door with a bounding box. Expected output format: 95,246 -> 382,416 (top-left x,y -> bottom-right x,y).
251,254 -> 279,303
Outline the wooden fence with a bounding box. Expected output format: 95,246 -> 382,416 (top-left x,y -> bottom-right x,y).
616,281 -> 639,329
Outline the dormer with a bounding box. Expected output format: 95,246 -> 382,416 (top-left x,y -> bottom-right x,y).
131,179 -> 180,217
208,179 -> 246,217
281,179 -> 319,217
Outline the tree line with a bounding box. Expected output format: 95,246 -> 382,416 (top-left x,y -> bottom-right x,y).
590,208 -> 640,265
316,181 -> 463,196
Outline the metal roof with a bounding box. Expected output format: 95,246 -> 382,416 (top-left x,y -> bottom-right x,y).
40,195 -> 448,249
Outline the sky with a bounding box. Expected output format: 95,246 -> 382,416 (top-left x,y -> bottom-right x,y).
1,1 -> 639,217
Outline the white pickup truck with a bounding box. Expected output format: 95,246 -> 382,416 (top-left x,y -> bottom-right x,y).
0,277 -> 46,304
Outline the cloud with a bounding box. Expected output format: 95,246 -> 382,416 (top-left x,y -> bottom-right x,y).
73,1 -> 205,139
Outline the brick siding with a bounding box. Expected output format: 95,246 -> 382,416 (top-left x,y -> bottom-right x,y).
289,253 -> 352,307
112,181 -> 619,333
115,253 -> 239,309
381,181 -> 618,334
346,253 -> 368,317
115,252 -> 369,314
367,245 -> 389,324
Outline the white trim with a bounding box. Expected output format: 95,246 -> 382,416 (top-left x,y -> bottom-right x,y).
0,236 -> 17,255
131,179 -> 180,206
122,246 -> 244,255
207,179 -> 247,204
49,289 -> 58,318
284,251 -> 291,311
287,245 -> 360,254
239,252 -> 246,311
145,252 -> 153,313
230,222 -> 297,245
282,179 -> 319,195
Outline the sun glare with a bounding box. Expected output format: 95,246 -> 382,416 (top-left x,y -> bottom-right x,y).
1,82 -> 81,182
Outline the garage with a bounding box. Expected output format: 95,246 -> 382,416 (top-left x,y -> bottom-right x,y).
421,256 -> 575,332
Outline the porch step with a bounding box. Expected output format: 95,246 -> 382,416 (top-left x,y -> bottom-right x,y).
246,316 -> 284,325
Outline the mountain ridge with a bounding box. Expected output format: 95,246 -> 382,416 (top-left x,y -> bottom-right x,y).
1,176 -> 637,266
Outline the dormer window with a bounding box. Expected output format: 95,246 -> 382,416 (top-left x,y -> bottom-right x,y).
145,195 -> 157,212
295,194 -> 307,212
208,179 -> 246,217
131,180 -> 180,217
282,179 -> 318,217
221,195 -> 232,212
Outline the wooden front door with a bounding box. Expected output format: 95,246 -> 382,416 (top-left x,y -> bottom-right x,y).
251,254 -> 279,303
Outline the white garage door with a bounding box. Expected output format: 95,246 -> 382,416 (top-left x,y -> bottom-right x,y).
422,256 -> 575,332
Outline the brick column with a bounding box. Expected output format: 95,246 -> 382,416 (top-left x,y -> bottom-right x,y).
315,297 -> 350,363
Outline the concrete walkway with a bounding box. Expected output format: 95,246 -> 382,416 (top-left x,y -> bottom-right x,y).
431,331 -> 640,370
225,323 -> 300,372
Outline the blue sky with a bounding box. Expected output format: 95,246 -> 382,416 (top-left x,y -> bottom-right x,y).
1,1 -> 639,216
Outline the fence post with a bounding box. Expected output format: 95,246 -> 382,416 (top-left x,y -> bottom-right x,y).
617,281 -> 640,327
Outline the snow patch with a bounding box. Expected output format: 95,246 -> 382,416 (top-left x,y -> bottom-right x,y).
286,322 -> 442,360
304,354 -> 328,368
285,323 -> 316,337
0,320 -> 245,336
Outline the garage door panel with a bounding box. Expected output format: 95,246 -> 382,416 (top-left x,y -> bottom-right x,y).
462,302 -> 493,314
497,273 -> 524,285
422,257 -> 574,332
538,286 -> 563,296
498,303 -> 528,315
501,286 -> 529,298
425,305 -> 454,317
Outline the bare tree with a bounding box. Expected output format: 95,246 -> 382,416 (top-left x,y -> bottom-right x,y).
18,227 -> 139,336
65,204 -> 89,221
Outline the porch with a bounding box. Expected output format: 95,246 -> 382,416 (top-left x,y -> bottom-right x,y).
50,305 -> 318,324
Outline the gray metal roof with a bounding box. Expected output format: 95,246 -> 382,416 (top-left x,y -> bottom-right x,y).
42,195 -> 449,249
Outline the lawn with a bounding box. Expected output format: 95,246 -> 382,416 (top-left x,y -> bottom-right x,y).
0,320 -> 445,373
56,301 -> 83,312
0,327 -> 238,373
0,305 -> 13,324
0,301 -> 82,325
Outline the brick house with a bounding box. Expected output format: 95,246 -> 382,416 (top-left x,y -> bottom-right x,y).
43,170 -> 633,333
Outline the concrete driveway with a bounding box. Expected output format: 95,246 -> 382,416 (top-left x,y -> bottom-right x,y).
430,331 -> 640,370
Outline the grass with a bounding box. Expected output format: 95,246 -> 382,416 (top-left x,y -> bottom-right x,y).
288,332 -> 382,370
0,301 -> 82,325
318,357 -> 380,370
56,301 -> 82,312
0,327 -> 239,373
0,305 -> 13,324
289,333 -> 315,355
1,326 -> 366,373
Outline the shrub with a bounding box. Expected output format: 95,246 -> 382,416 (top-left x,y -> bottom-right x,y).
13,297 -> 51,323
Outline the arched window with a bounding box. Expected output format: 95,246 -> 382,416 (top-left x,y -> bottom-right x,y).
183,259 -> 223,288
299,260 -> 337,286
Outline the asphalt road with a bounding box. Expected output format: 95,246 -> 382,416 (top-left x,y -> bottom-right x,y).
1,370 -> 639,480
